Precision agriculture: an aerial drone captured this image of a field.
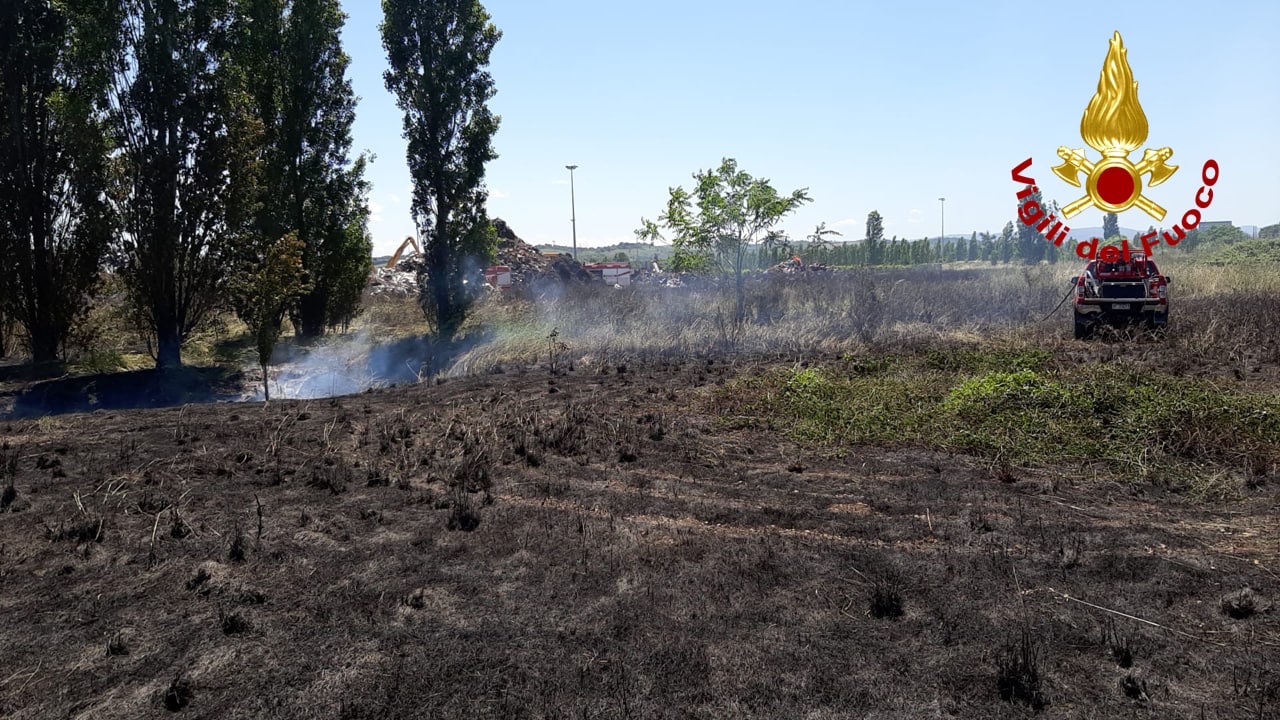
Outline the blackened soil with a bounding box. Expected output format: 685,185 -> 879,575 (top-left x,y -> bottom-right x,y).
0,360 -> 1276,719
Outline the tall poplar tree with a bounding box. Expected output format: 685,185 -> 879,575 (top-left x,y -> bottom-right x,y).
865,211 -> 884,266
110,0 -> 258,368
1103,212 -> 1120,241
235,0 -> 371,340
0,0 -> 117,364
381,0 -> 500,341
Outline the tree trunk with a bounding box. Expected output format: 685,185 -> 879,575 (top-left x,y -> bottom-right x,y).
430,201 -> 460,343
293,291 -> 328,341
29,323 -> 60,366
0,312 -> 7,359
261,361 -> 271,401
155,330 -> 182,369
734,258 -> 746,328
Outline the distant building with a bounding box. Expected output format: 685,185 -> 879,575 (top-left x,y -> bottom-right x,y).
1198,221 -> 1257,239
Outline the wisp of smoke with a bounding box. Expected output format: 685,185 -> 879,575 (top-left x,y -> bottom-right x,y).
246,328 -> 495,402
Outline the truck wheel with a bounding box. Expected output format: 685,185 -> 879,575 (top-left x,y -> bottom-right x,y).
1147,312 -> 1169,335
1073,313 -> 1091,340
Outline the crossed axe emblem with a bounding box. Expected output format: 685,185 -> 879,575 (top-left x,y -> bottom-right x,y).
1053,146 -> 1178,221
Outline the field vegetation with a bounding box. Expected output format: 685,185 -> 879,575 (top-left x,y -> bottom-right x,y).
1,252 -> 1278,718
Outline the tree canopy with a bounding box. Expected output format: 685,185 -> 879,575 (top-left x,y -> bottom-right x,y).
639,158 -> 810,324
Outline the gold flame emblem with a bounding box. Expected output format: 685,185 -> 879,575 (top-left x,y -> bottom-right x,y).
1053,31 -> 1178,220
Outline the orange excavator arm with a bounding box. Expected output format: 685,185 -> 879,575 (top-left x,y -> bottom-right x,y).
385,236 -> 422,269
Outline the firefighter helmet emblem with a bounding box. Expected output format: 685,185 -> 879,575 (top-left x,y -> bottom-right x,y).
1053,31 -> 1179,221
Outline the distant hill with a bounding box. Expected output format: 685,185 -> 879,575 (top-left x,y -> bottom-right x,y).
1065,226 -> 1141,241
536,243 -> 677,263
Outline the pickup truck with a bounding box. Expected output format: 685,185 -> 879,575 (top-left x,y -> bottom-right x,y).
1072,253 -> 1170,339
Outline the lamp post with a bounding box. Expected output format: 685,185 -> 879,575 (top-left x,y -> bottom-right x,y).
938,197 -> 946,248
566,165 -> 579,260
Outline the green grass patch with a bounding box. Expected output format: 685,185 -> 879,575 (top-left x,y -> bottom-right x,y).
924,347 -> 1052,373
720,352 -> 1280,496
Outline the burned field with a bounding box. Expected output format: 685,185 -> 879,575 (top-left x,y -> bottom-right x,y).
1,263 -> 1279,718
1,349 -> 1277,719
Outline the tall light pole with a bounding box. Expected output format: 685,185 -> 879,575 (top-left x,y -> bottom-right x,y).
566,165 -> 578,260
938,197 -> 946,247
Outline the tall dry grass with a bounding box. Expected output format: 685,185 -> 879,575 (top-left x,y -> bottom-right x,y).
356,260 -> 1279,386
447,266 -> 1075,372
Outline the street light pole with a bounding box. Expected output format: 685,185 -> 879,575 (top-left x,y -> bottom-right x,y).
566,165 -> 579,260
938,197 -> 946,248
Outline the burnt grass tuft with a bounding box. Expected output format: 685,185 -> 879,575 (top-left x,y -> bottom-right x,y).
163,676 -> 192,712
1221,587 -> 1260,620
869,576 -> 904,619
997,628 -> 1047,710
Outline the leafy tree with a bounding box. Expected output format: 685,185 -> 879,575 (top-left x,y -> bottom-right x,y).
804,221 -> 841,263
110,0 -> 259,368
967,232 -> 979,262
865,210 -> 885,266
1260,223 -> 1280,240
1199,223 -> 1249,246
611,251 -> 629,263
235,0 -> 372,340
758,230 -> 791,269
634,218 -> 664,246
641,158 -> 810,324
1103,212 -> 1120,240
381,0 -> 500,342
0,0 -> 117,364
231,232 -> 311,400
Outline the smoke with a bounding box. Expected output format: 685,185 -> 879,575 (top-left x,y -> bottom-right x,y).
246,328 -> 494,401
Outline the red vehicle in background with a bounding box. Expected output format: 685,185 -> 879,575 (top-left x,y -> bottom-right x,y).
1072,253 -> 1171,339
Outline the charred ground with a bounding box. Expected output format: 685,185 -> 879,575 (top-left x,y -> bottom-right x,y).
0,262 -> 1278,718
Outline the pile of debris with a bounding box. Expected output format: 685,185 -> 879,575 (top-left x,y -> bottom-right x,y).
368,260 -> 420,297
766,257 -> 832,274
494,218 -> 592,285
367,219 -> 593,297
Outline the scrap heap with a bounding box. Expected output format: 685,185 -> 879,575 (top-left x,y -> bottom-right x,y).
368,218 -> 592,296
766,256 -> 832,274
493,218 -> 592,285
368,258 -> 421,297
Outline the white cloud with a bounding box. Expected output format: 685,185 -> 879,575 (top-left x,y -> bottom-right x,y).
490,189 -> 509,199
834,218 -> 861,227
369,200 -> 384,224
906,208 -> 924,224
388,194 -> 401,204
551,179 -> 569,186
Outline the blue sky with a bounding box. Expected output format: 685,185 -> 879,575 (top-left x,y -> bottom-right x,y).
340,0 -> 1280,255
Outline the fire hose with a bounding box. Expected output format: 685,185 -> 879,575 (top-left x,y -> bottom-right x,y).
1040,285 -> 1076,322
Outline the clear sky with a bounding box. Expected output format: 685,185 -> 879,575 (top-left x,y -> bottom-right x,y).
339,0 -> 1280,255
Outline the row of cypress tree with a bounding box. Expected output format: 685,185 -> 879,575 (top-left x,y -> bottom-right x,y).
0,0 -> 372,368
